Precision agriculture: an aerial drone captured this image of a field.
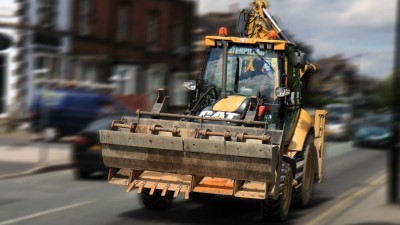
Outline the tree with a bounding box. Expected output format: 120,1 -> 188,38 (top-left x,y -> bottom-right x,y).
375,73 -> 395,109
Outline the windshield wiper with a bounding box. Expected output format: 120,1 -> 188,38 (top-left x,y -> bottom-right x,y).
249,45 -> 275,73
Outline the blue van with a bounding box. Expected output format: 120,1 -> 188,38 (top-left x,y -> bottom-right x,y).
30,89 -> 130,139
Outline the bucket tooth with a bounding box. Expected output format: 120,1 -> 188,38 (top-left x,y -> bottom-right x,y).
149,182 -> 159,195
174,185 -> 182,198
184,186 -> 190,199
137,181 -> 146,193
126,180 -> 140,193
161,184 -> 171,196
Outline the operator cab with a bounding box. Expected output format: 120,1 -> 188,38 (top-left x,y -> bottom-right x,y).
184,34 -> 310,131
198,43 -> 283,128
203,44 -> 279,102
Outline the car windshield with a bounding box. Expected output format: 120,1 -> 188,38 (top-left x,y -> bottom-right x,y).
203,45 -> 279,102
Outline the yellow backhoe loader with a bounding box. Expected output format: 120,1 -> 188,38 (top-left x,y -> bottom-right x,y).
100,0 -> 327,221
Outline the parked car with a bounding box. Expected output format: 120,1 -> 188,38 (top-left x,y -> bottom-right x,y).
325,114 -> 351,141
72,114 -> 127,179
353,113 -> 393,148
326,103 -> 352,120
30,89 -> 130,140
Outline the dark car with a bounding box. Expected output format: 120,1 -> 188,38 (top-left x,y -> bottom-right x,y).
30,89 -> 129,140
354,113 -> 393,148
72,114 -> 127,179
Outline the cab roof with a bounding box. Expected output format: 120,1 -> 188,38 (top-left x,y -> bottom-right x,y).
205,35 -> 296,51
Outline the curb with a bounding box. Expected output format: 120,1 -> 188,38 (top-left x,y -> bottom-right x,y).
31,136 -> 76,143
0,163 -> 74,180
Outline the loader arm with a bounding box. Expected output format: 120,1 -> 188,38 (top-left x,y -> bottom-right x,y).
243,0 -> 289,41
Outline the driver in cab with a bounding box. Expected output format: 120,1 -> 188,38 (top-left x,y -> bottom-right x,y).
240,58 -> 274,100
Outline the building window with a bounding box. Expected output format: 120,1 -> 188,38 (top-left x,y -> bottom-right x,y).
79,0 -> 93,35
147,10 -> 160,50
169,72 -> 188,107
37,0 -> 57,28
34,55 -> 60,80
78,62 -> 108,84
116,2 -> 130,42
172,20 -> 184,51
80,63 -> 96,82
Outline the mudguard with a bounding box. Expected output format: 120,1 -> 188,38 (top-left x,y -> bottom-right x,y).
288,109 -> 313,151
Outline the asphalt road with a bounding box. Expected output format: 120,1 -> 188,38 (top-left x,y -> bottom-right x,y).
0,141 -> 387,225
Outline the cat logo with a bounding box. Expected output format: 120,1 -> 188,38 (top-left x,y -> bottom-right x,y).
199,111 -> 240,120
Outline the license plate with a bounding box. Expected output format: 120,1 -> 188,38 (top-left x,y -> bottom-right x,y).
89,145 -> 102,151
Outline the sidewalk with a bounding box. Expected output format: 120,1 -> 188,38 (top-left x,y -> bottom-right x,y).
0,130 -> 41,142
0,131 -> 72,179
330,183 -> 400,225
304,173 -> 400,225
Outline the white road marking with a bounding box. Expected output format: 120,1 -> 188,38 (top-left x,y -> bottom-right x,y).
0,200 -> 94,225
304,171 -> 386,225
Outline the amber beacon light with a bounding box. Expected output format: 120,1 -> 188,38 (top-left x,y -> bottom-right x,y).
218,27 -> 228,36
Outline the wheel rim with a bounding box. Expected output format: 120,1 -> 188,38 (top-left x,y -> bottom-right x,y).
282,174 -> 291,216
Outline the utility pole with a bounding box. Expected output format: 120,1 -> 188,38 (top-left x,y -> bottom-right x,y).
389,0 -> 400,204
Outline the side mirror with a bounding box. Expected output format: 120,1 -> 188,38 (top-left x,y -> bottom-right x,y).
293,50 -> 306,69
183,80 -> 197,91
275,87 -> 291,98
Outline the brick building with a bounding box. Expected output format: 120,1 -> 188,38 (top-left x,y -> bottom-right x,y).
69,0 -> 194,108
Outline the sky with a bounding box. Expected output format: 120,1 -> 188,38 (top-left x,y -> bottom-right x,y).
196,0 -> 397,79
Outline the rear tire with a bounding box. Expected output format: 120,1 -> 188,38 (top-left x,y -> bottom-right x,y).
292,134 -> 316,208
141,189 -> 173,210
260,163 -> 293,222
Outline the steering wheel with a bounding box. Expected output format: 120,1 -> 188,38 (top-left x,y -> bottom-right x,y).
189,87 -> 218,115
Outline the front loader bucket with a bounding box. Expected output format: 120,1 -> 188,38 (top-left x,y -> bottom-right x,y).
100,117 -> 283,199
